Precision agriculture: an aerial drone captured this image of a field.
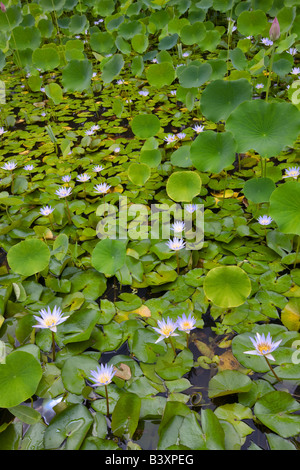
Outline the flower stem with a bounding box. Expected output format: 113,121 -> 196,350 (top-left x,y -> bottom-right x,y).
265,44 -> 275,102
105,384 -> 110,417
169,337 -> 177,358
264,355 -> 282,382
64,198 -> 72,224
176,251 -> 180,274
51,331 -> 56,362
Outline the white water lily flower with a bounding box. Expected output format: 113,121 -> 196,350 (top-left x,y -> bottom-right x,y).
261,38 -> 273,46
255,83 -> 264,89
94,182 -> 111,194
0,127 -> 6,136
171,221 -> 185,233
166,237 -> 185,251
33,306 -> 69,333
257,215 -> 273,226
93,165 -> 104,172
24,164 -> 34,171
76,173 -> 90,182
291,67 -> 300,75
185,203 -> 197,213
55,186 -> 72,198
89,364 -> 116,386
153,317 -> 179,343
138,90 -> 149,96
176,313 -> 196,333
283,166 -> 300,179
62,175 -> 71,183
177,132 -> 186,139
2,161 -> 17,171
164,134 -> 177,144
40,205 -> 54,216
192,124 -> 204,133
244,332 -> 282,361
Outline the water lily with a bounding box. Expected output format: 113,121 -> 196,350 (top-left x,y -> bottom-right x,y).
177,132 -> 186,140
33,306 -> 69,361
171,221 -> 185,233
244,332 -> 282,381
255,83 -> 264,89
138,90 -> 149,96
89,363 -> 116,416
94,182 -> 111,194
0,127 -> 7,135
89,364 -> 116,387
257,215 -> 273,226
33,305 -> 69,333
62,175 -> 71,183
283,166 -> 300,179
93,165 -> 104,172
76,173 -> 90,182
291,67 -> 300,75
261,37 -> 273,46
166,237 -> 185,251
55,186 -> 72,198
153,317 -> 179,344
192,124 -> 204,133
164,134 -> 177,144
176,313 -> 196,333
24,164 -> 34,171
2,161 -> 17,171
185,203 -> 197,213
288,47 -> 297,56
40,205 -> 54,216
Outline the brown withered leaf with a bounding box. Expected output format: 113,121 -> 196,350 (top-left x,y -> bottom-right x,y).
113,363 -> 131,381
218,350 -> 242,371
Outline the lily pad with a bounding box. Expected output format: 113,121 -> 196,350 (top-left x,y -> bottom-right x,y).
269,182 -> 300,236
254,391 -> 300,438
190,130 -> 237,173
7,239 -> 50,277
166,171 -> 202,202
91,239 -> 127,276
0,351 -> 42,408
226,100 -> 300,158
200,79 -> 252,123
203,266 -> 252,308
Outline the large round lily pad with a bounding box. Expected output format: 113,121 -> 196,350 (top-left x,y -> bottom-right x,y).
131,114 -> 161,139
243,177 -> 276,204
204,265 -> 252,308
269,181 -> 300,236
166,171 -> 202,202
91,239 -> 127,276
0,351 -> 42,408
7,239 -> 50,277
190,130 -> 237,173
226,100 -> 300,158
200,79 -> 252,122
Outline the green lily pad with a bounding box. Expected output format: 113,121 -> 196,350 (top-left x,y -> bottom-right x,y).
0,351 -> 42,408
226,100 -> 300,158
203,265 -> 251,308
62,59 -> 93,93
190,130 -> 237,173
269,181 -> 300,236
44,404 -> 93,450
131,113 -> 161,139
208,370 -> 252,398
166,171 -> 202,202
200,79 -> 252,123
254,391 -> 300,438
146,62 -> 175,88
7,239 -> 50,277
243,177 -> 276,204
128,162 -> 151,186
91,239 -> 127,276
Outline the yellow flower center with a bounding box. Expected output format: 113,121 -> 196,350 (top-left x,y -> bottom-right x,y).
181,321 -> 191,330
45,316 -> 57,327
257,343 -> 271,355
161,325 -> 174,336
